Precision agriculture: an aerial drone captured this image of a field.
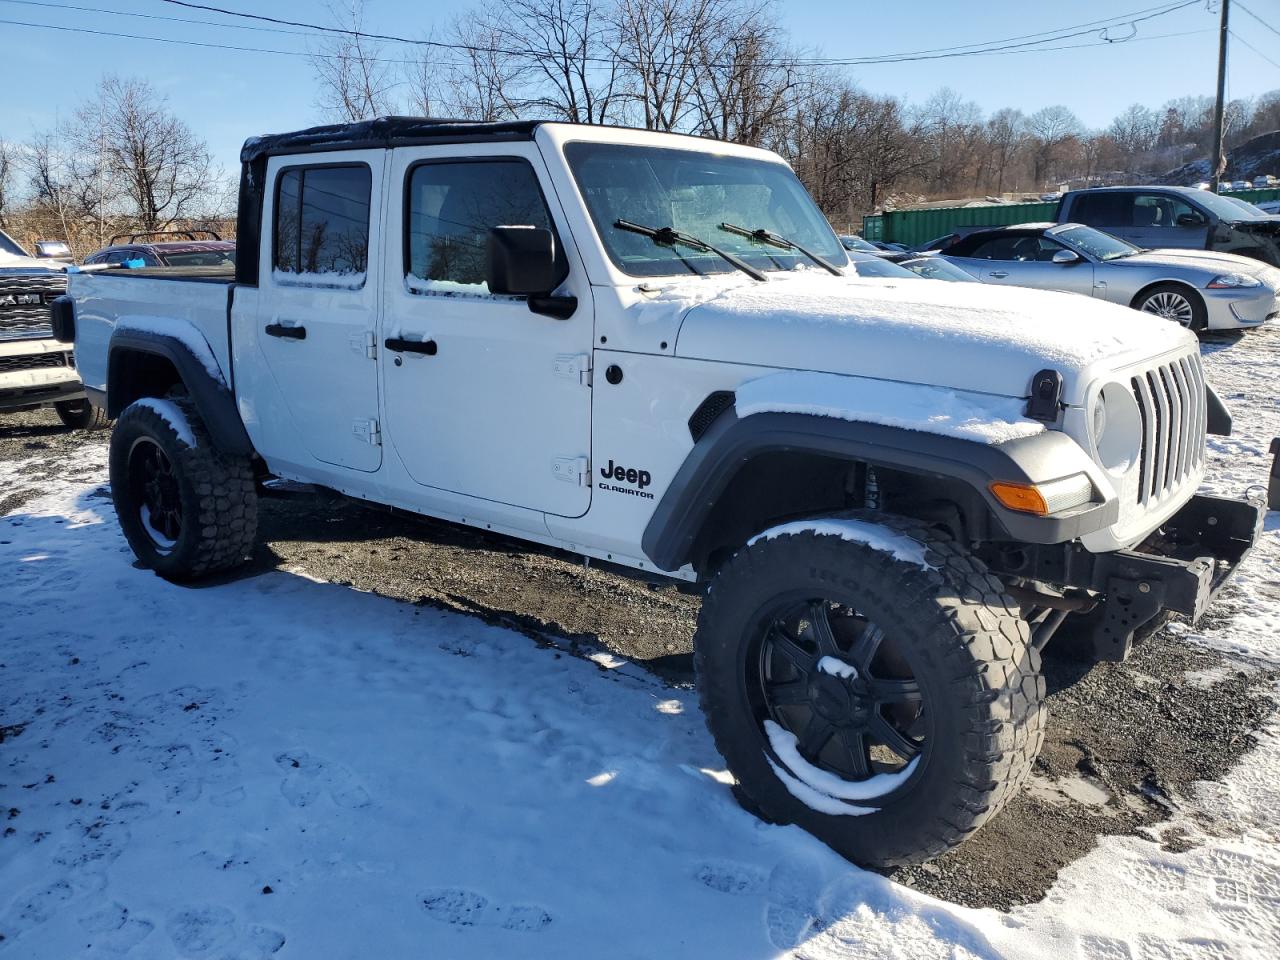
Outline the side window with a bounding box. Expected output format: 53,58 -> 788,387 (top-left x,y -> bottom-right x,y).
273,164 -> 371,286
1133,193 -> 1200,229
964,235 -> 1027,260
404,159 -> 563,295
104,250 -> 130,265
1072,192 -> 1132,227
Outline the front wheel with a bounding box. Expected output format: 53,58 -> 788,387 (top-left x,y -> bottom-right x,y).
54,398 -> 109,430
1135,283 -> 1207,331
694,512 -> 1045,867
109,396 -> 258,581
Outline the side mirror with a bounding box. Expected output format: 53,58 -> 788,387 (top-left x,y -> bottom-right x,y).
1052,249 -> 1081,264
1175,213 -> 1206,228
487,226 -> 559,296
35,240 -> 73,261
486,226 -> 576,319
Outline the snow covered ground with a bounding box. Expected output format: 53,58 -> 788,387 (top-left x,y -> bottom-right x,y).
2,325 -> 1279,959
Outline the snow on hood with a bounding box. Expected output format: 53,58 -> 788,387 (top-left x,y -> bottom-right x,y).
0,251 -> 67,273
667,271 -> 1193,401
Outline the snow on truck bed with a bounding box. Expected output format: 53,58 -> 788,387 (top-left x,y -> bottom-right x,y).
2,328 -> 1279,959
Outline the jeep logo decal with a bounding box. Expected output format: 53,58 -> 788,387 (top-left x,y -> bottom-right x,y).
598,459 -> 655,500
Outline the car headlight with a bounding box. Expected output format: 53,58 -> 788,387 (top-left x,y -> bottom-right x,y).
1207,273 -> 1263,289
1091,382 -> 1142,474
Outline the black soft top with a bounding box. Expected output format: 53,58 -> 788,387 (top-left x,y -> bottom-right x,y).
240,116 -> 546,163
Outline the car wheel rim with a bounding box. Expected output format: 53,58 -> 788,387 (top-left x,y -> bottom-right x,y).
749,598 -> 929,804
1141,291 -> 1195,326
128,438 -> 182,553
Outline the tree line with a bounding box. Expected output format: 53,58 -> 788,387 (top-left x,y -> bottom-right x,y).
2,0 -> 1277,252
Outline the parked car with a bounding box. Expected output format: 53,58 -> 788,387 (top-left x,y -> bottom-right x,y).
0,229 -> 101,428
1252,175 -> 1278,188
838,234 -> 880,253
939,222 -> 1280,330
843,250 -> 920,278
62,116 -> 1262,869
82,232 -> 235,269
1056,185 -> 1280,266
1257,199 -> 1280,216
882,252 -> 978,282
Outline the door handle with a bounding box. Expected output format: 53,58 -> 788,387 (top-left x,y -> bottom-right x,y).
265,323 -> 306,340
385,337 -> 437,356
988,271 -> 1009,279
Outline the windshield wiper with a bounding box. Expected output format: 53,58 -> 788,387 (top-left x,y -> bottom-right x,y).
614,220 -> 767,282
718,222 -> 843,277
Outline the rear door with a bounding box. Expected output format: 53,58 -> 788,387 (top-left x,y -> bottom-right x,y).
254,151 -> 384,472
380,143 -> 593,518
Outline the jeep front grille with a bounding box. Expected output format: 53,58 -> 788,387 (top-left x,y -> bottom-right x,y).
0,273 -> 67,341
1130,352 -> 1206,505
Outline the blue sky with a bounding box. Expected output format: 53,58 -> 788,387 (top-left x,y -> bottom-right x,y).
1,0 -> 1277,175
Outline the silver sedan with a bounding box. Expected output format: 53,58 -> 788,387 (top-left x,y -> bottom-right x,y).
940,222 -> 1280,330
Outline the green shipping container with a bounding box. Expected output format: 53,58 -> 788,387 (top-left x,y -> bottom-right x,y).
857,188 -> 1280,250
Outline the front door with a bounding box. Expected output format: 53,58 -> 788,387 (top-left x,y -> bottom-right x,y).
380,144 -> 593,518
951,232 -> 1096,296
256,151 -> 385,472
1127,192 -> 1211,250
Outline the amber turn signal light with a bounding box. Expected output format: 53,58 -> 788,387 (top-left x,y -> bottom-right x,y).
989,481 -> 1049,516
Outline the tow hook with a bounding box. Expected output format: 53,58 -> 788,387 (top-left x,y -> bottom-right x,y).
1269,438 -> 1280,511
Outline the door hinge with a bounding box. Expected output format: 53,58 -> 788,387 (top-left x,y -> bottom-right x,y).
353,418 -> 381,445
554,353 -> 592,386
553,456 -> 590,486
364,330 -> 377,359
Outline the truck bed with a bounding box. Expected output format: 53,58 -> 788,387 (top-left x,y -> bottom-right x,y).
70,268 -> 235,399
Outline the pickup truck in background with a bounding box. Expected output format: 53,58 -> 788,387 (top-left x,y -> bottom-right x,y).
1056,185 -> 1280,266
58,117 -> 1264,869
0,228 -> 103,429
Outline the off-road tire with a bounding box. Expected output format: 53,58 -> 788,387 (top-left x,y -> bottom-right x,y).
694,511 -> 1045,867
109,397 -> 257,582
54,398 -> 109,431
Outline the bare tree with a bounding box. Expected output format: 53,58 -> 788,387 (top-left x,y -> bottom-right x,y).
0,139 -> 15,228
692,12 -> 802,147
436,16 -> 521,121
311,0 -> 399,123
71,75 -> 217,234
984,108 -> 1026,193
1025,105 -> 1083,187
484,0 -> 622,124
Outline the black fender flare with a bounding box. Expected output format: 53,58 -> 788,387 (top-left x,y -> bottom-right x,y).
640,409 -> 1118,573
107,328 -> 254,456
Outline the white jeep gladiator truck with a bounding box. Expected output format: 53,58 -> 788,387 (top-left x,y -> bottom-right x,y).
1,228 -> 101,428
57,118 -> 1264,868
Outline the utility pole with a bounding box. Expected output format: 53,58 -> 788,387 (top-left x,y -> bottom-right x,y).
1209,0 -> 1230,192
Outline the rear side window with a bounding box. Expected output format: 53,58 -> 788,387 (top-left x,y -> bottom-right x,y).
273,164 -> 371,287
1070,192 -> 1132,227
404,159 -> 563,295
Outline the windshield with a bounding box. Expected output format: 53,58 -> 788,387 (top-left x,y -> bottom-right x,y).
0,229 -> 31,258
1221,196 -> 1272,218
896,256 -> 977,281
1193,190 -> 1268,222
565,142 -> 846,278
845,251 -> 919,279
840,235 -> 879,252
1053,225 -> 1140,261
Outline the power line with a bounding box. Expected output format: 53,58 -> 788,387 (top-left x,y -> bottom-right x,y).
159,0 -> 1204,68
0,0 -> 320,38
1229,29 -> 1280,70
0,1 -> 1208,72
1234,1 -> 1280,41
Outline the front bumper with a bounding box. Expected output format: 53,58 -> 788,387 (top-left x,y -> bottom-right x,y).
985,493 -> 1265,660
0,342 -> 84,411
1205,287 -> 1277,329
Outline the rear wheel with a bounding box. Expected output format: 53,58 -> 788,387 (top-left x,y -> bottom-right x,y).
1135,283 -> 1206,331
109,397 -> 257,581
694,512 -> 1045,867
54,398 -> 109,430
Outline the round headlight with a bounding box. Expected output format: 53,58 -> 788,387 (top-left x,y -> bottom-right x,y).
1092,382 -> 1142,475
